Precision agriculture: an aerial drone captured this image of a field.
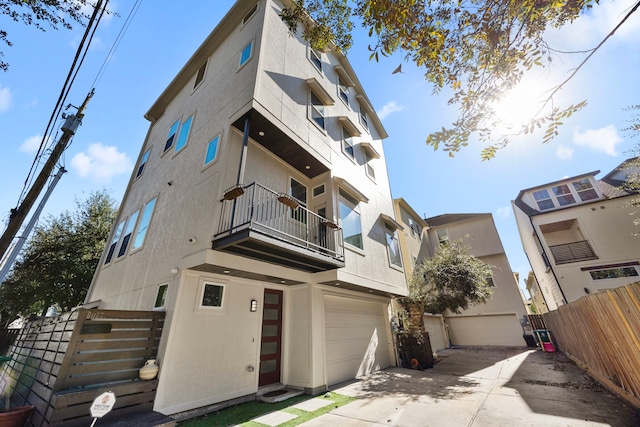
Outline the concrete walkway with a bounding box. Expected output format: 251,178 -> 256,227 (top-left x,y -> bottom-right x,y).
300,347 -> 640,427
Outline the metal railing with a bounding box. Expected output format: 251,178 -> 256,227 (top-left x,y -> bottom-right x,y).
549,240 -> 597,264
215,182 -> 344,261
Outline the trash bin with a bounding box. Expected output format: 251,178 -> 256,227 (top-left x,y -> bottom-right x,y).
533,329 -> 556,352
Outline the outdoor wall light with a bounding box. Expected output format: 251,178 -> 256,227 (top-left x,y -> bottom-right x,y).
250,299 -> 258,312
170,267 -> 179,275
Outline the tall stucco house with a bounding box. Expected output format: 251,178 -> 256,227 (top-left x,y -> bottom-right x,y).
85,0 -> 407,415
512,158 -> 639,309
420,213 -> 527,347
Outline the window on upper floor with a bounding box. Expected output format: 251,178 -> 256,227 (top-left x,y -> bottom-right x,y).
312,184 -> 325,198
408,217 -> 422,240
486,274 -> 495,287
136,149 -> 151,178
240,40 -> 254,67
533,189 -> 554,210
364,149 -> 375,180
242,3 -> 258,25
290,177 -> 307,223
117,210 -> 140,259
552,184 -> 575,206
175,115 -> 193,152
436,228 -> 449,245
342,128 -> 354,160
154,283 -> 169,309
204,134 -> 220,166
385,225 -> 402,269
132,197 -> 157,251
309,91 -> 325,130
338,77 -> 349,105
164,120 -> 180,152
339,189 -> 362,250
104,220 -> 125,264
573,179 -> 599,201
358,103 -> 369,130
310,47 -> 322,73
194,61 -> 207,89
532,178 -> 600,210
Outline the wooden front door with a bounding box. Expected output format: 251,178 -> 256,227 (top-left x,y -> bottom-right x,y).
259,289 -> 283,386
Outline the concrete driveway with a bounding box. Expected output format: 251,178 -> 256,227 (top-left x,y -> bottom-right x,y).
302,347 -> 640,427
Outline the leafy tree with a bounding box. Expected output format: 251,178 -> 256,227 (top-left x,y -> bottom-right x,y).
622,105 -> 640,234
0,0 -> 93,72
281,0 -> 638,159
0,190 -> 116,326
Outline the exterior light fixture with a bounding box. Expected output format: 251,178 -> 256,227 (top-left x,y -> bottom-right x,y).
250,299 -> 258,312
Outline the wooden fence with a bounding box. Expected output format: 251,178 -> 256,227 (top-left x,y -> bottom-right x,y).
543,281 -> 640,410
0,308 -> 165,426
0,328 -> 20,355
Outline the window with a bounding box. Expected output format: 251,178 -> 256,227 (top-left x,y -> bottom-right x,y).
338,77 -> 349,105
589,266 -> 639,280
290,177 -> 307,222
309,91 -> 325,129
573,179 -> 598,201
175,115 -> 193,152
240,40 -> 253,67
242,3 -> 258,24
339,189 -> 362,249
194,61 -> 207,88
386,226 -> 402,268
154,284 -> 169,309
342,128 -> 354,160
436,228 -> 449,245
164,120 -> 180,152
358,103 -> 368,130
136,149 -> 150,178
486,275 -> 495,287
204,134 -> 220,165
132,197 -> 157,251
533,189 -> 554,210
201,283 -> 224,308
104,220 -> 125,264
310,48 -> 322,72
117,210 -> 140,258
364,150 -> 375,180
312,184 -> 325,197
552,184 -> 575,206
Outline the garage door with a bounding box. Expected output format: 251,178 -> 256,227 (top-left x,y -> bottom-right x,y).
324,296 -> 391,386
423,314 -> 447,351
445,314 -> 524,346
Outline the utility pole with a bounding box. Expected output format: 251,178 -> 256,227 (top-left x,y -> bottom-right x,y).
0,90 -> 94,264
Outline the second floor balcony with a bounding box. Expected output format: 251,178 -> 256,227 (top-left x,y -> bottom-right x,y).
213,182 -> 345,272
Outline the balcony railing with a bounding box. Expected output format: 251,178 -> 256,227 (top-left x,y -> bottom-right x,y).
214,182 -> 345,265
549,240 -> 597,264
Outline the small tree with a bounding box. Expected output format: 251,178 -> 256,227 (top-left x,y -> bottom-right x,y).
0,190 -> 116,326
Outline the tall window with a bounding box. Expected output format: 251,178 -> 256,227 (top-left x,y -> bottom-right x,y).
290,177 -> 307,222
339,189 -> 362,249
436,228 -> 449,246
104,220 -> 125,264
358,103 -> 368,130
175,115 -> 193,152
338,77 -> 349,104
136,149 -> 150,178
132,197 -> 157,251
240,40 -> 253,67
342,128 -> 354,160
364,150 -> 375,180
117,210 -> 140,258
310,48 -> 322,72
310,92 -> 325,129
386,226 -> 402,268
194,61 -> 207,88
204,135 -> 220,165
164,120 -> 180,152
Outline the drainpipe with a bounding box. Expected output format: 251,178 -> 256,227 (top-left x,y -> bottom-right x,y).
530,217 -> 568,306
524,253 -> 551,312
228,116 -> 251,234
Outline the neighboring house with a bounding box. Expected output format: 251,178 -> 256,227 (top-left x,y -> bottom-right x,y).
421,214 -> 527,347
392,198 -> 449,352
525,271 -> 549,314
512,158 -> 639,309
85,0 -> 407,415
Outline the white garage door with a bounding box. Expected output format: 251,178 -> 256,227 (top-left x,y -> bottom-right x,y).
423,314 -> 448,352
324,296 -> 392,386
445,314 -> 525,346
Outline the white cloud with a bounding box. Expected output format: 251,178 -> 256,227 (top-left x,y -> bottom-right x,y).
496,206 -> 511,219
0,85 -> 12,113
20,135 -> 47,154
377,101 -> 405,120
71,143 -> 132,181
556,145 -> 574,160
572,125 -> 622,157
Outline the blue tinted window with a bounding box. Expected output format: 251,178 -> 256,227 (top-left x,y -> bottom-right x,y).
164,120 -> 180,152
205,135 -> 220,165
175,116 -> 193,152
136,149 -> 150,178
240,40 -> 253,66
132,198 -> 157,250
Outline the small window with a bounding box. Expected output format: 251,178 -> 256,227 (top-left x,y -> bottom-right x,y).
136,149 -> 150,178
358,103 -> 368,130
175,115 -> 193,152
104,220 -> 125,264
240,40 -> 253,67
533,189 -> 554,210
364,150 -> 375,180
552,184 -> 576,206
194,61 -> 207,88
342,128 -> 354,160
338,77 -> 349,105
590,267 -> 639,280
436,228 -> 449,246
132,197 -> 157,251
117,210 -> 140,258
201,283 -> 224,308
164,120 -> 180,152
386,226 -> 402,268
573,179 -> 598,201
339,189 -> 362,250
310,48 -> 322,72
155,284 -> 169,309
204,135 -> 220,165
486,275 -> 495,287
312,184 -> 325,197
309,92 -> 325,129
242,3 -> 258,25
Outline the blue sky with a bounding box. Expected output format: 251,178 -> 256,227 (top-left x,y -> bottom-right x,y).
1,1 -> 639,295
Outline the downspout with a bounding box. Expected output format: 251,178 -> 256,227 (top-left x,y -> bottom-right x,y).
227,116 -> 251,234
530,217 -> 568,305
524,252 -> 551,311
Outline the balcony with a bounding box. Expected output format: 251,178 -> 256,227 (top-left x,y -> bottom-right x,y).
213,182 -> 345,272
549,240 -> 598,264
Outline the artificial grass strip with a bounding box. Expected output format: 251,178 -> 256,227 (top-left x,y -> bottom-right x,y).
178,393 -> 355,427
